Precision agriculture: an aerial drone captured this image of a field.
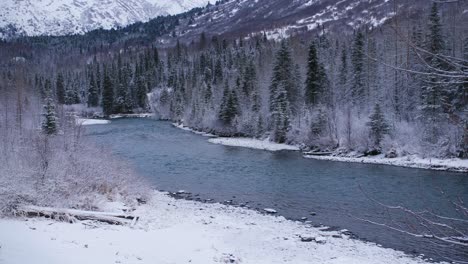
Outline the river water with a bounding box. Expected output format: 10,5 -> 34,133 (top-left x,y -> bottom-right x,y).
85,118 -> 468,262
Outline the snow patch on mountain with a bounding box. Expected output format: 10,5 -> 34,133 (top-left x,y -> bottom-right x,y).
0,0 -> 212,37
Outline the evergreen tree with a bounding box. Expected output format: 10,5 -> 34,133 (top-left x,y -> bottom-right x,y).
305,42 -> 321,105
339,47 -> 348,88
204,82 -> 213,104
351,30 -> 365,108
271,84 -> 290,143
420,3 -> 447,143
367,104 -> 390,148
102,68 -> 114,117
42,79 -> 52,100
218,85 -> 239,125
242,59 -> 257,96
270,41 -> 298,113
114,64 -> 132,114
136,75 -> 147,108
213,58 -> 223,84
87,72 -> 99,107
56,73 -> 65,104
269,41 -> 297,142
305,42 -> 327,106
41,88 -> 58,135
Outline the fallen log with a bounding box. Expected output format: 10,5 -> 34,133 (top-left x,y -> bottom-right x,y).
15,205 -> 139,226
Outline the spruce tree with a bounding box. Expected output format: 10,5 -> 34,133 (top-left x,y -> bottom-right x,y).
367,104 -> 390,148
56,73 -> 65,104
87,72 -> 99,107
305,41 -> 321,105
41,88 -> 58,135
270,41 -> 295,142
242,60 -> 257,96
219,85 -> 231,124
420,3 -> 446,143
351,30 -> 365,108
102,68 -> 114,117
305,42 -> 328,106
213,58 -> 223,84
270,41 -> 298,113
218,85 -> 239,125
271,85 -> 290,143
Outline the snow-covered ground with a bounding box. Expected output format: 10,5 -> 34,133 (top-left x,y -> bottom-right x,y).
0,191 -> 433,264
208,137 -> 300,152
172,123 -> 217,137
110,113 -> 155,119
304,154 -> 468,173
75,118 -> 111,126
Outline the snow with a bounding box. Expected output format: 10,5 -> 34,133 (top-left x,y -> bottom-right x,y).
0,0 -> 213,37
208,137 -> 300,152
304,154 -> 468,173
75,118 -> 110,126
0,191 -> 434,264
263,208 -> 278,214
109,113 -> 155,119
172,123 -> 216,137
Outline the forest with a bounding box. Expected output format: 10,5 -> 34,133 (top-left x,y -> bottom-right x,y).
1,2 -> 467,162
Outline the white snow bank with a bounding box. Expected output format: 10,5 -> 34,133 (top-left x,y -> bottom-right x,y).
109,113 -> 155,119
75,118 -> 110,126
209,137 -> 300,152
304,154 -> 468,173
0,191 -> 431,264
172,123 -> 216,137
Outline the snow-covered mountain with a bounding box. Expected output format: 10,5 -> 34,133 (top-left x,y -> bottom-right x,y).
0,0 -> 212,37
171,0 -> 425,41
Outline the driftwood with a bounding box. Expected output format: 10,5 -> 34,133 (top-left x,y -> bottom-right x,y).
15,205 -> 139,226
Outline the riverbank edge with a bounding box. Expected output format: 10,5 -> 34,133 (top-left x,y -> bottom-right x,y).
0,190 -> 435,264
172,122 -> 468,173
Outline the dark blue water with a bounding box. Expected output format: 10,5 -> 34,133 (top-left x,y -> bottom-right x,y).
85,118 -> 468,262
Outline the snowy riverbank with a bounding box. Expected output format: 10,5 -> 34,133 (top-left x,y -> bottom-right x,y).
172,122 -> 467,172
208,137 -> 300,151
75,118 -> 111,126
304,153 -> 468,173
110,113 -> 155,119
0,191 -> 434,264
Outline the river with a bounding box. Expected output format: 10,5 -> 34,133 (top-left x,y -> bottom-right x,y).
85,118 -> 468,262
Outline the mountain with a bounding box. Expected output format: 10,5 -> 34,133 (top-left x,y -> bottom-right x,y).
164,0 -> 467,42
0,0 -> 212,38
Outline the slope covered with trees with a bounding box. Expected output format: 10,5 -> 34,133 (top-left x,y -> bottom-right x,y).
1,1 -> 467,160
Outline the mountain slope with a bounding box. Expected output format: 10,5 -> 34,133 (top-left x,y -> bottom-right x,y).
0,0 -> 212,37
169,0 -> 467,42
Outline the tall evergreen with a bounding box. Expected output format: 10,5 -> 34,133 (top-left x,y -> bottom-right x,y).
269,42 -> 296,142
87,72 -> 99,107
135,65 -> 147,109
367,104 -> 390,148
420,3 -> 446,143
213,58 -> 223,84
270,41 -> 298,113
219,85 -> 239,125
242,59 -> 257,97
305,41 -> 328,106
351,30 -> 365,108
102,68 -> 114,117
56,73 -> 65,104
41,87 -> 58,135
